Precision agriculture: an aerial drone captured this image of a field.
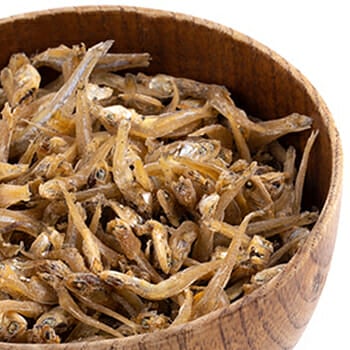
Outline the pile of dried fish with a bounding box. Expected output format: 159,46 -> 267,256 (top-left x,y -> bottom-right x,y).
0,40 -> 318,343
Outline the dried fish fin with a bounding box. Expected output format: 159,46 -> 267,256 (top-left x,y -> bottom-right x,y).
284,146 -> 296,181
0,68 -> 14,106
268,140 -> 287,164
133,157 -> 154,192
61,43 -> 86,81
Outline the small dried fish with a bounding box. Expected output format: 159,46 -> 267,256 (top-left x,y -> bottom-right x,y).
1,53 -> 41,107
60,185 -> 103,273
0,162 -> 28,182
100,259 -> 222,300
0,184 -> 31,208
150,220 -> 172,274
107,218 -> 161,282
14,40 -> 114,151
56,285 -> 123,338
0,41 -> 319,343
169,221 -> 198,274
112,119 -> 153,216
32,306 -> 74,343
192,211 -> 263,318
243,264 -> 286,294
0,300 -> 46,317
0,311 -> 28,341
33,46 -> 150,73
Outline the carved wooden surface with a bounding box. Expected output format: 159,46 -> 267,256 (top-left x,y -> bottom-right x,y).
0,6 -> 342,349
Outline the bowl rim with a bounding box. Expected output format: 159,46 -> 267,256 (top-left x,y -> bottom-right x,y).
0,5 -> 343,348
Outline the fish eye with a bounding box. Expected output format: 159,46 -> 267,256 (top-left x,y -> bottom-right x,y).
73,280 -> 88,291
245,180 -> 254,189
7,321 -> 19,335
271,181 -> 280,189
42,317 -> 56,327
95,168 -> 106,180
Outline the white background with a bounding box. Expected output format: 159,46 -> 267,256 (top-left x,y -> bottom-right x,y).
1,1 -> 348,349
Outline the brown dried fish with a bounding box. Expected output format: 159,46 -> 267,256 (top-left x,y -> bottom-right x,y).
0,41 -> 319,343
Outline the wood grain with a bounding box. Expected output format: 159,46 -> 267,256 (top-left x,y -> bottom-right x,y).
0,6 -> 342,349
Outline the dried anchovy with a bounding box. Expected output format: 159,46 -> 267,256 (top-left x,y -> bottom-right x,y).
0,41 -> 318,343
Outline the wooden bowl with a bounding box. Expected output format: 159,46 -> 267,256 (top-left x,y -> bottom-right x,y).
0,6 -> 342,350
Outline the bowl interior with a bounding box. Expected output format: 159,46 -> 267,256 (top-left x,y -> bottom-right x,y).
0,6 -> 331,212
